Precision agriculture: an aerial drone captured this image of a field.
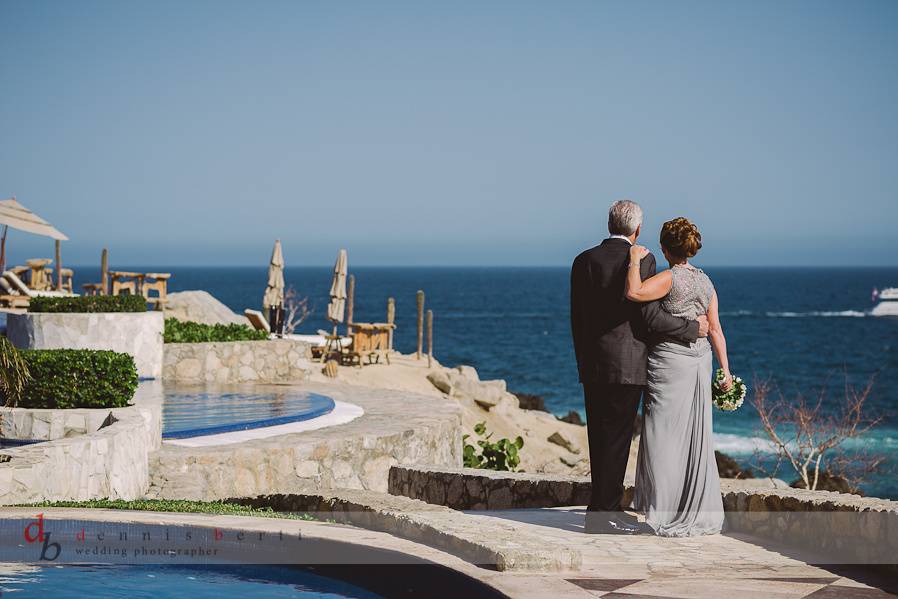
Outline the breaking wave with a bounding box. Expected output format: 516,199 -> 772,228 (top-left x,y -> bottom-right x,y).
719,310 -> 868,318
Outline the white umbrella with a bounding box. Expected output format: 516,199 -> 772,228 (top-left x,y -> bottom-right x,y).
327,249 -> 347,327
262,239 -> 285,312
0,197 -> 68,274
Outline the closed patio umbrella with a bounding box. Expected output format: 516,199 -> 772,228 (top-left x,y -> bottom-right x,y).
263,239 -> 285,311
327,249 -> 348,333
262,239 -> 285,334
0,197 -> 68,274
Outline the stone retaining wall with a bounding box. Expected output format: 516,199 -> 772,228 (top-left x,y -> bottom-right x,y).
389,465 -> 591,510
7,312 -> 164,378
148,383 -> 462,500
0,381 -> 163,504
389,465 -> 898,565
162,339 -> 312,384
1,380 -> 162,445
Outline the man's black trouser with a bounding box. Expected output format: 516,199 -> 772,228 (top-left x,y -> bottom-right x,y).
582,381 -> 643,512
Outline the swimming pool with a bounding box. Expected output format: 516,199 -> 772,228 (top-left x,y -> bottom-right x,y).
0,563 -> 382,598
162,390 -> 335,439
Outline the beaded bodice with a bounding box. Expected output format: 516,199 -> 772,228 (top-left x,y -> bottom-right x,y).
661,264 -> 714,320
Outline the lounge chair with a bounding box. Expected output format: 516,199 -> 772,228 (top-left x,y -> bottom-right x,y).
244,309 -> 272,334
0,274 -> 30,309
2,271 -> 77,299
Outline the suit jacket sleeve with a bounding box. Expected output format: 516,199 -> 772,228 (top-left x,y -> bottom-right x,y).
570,254 -> 591,379
639,253 -> 699,343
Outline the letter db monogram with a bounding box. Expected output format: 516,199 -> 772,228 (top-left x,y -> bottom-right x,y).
24,514 -> 61,561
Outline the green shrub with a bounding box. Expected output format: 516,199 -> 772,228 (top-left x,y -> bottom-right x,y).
0,337 -> 31,407
463,421 -> 524,472
163,318 -> 268,343
16,349 -> 138,409
29,295 -> 147,313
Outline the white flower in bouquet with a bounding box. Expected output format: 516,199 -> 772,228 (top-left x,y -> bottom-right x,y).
712,368 -> 747,412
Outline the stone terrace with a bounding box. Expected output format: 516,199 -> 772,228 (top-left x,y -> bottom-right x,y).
148,382 -> 462,500
226,488 -> 898,598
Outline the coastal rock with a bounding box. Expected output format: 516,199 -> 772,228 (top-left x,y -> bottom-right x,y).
426,371 -> 452,395
557,410 -> 584,426
715,451 -> 755,479
164,290 -> 248,326
560,455 -> 583,468
513,392 -> 547,412
456,365 -> 479,381
426,368 -> 508,410
790,471 -> 861,495
548,431 -> 579,454
311,352 -> 589,476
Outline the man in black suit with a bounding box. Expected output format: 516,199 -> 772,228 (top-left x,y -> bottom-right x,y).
570,200 -> 708,535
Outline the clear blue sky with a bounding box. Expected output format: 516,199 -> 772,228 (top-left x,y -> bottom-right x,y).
1,0 -> 896,266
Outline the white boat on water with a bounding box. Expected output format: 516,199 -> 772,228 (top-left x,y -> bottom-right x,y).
872,287 -> 898,317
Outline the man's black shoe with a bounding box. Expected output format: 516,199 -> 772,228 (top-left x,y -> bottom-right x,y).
584,514 -> 644,535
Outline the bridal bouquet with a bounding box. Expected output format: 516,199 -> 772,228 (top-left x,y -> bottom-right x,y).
712,368 -> 747,412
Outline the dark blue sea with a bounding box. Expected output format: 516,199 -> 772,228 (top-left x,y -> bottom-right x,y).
70,265 -> 898,499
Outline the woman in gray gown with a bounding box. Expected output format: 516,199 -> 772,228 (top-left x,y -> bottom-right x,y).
624,217 -> 732,537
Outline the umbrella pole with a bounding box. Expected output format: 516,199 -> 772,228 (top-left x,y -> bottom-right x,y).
100,248 -> 109,295
55,240 -> 62,290
416,290 -> 425,359
0,225 -> 7,274
346,274 -> 355,336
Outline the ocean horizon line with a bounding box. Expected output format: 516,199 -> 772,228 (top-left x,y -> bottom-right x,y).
57,263 -> 898,270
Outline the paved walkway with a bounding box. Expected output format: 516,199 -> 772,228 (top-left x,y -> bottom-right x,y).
467,506 -> 897,598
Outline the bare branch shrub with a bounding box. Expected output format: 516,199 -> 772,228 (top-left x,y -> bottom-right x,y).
283,285 -> 312,334
751,374 -> 885,493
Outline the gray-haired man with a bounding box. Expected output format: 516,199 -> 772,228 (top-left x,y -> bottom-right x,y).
570,200 -> 709,534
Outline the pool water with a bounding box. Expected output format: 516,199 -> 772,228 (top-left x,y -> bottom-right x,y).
162,390 -> 335,439
0,563 -> 382,598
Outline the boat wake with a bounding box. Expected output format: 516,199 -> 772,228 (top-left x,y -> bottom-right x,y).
719,310 -> 868,318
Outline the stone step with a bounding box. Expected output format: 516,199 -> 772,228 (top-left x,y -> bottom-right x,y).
228,489 -> 582,572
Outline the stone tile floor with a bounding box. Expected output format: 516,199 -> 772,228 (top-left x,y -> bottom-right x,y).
465,506 -> 898,598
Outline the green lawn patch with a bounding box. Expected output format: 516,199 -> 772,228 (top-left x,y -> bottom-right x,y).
20,499 -> 319,521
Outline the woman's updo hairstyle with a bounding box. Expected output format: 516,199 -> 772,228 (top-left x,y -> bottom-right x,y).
660,217 -> 702,259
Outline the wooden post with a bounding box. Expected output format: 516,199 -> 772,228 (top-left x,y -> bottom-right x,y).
55,240 -> 62,290
426,309 -> 433,368
100,248 -> 109,295
0,225 -> 8,274
416,290 -> 424,359
346,274 -> 355,335
386,297 -> 395,351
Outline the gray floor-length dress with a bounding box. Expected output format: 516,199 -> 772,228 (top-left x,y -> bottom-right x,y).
633,264 -> 725,537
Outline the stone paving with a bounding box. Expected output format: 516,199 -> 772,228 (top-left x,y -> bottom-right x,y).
467,506 -> 898,598
221,488 -> 898,597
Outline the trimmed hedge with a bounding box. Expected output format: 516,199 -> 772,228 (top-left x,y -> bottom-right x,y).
17,349 -> 138,409
163,318 -> 268,343
29,295 -> 148,313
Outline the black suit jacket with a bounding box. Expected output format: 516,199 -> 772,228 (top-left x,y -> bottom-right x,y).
570,238 -> 699,386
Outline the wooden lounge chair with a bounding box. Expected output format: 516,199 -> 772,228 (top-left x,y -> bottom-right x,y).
2,271 -> 76,299
0,274 -> 29,310
244,309 -> 272,334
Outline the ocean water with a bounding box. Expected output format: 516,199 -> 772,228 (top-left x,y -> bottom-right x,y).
69,265 -> 898,499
